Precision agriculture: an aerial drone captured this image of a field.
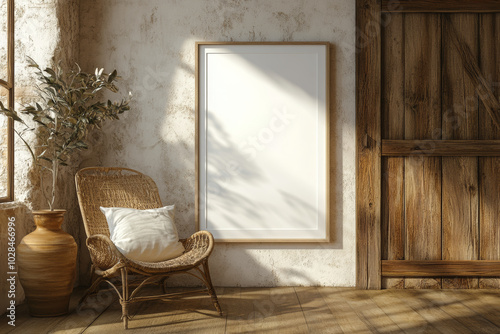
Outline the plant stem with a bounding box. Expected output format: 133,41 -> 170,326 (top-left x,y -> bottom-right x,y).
49,115 -> 59,211
50,159 -> 58,211
40,170 -> 51,209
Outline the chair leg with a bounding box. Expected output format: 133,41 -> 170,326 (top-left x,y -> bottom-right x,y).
120,268 -> 130,329
202,260 -> 223,316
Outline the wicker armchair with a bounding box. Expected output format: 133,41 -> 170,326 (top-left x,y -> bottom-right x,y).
75,167 -> 222,329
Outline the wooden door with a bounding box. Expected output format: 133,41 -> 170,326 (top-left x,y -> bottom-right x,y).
356,0 -> 500,289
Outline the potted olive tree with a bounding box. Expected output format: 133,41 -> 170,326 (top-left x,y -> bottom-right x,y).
0,58 -> 131,316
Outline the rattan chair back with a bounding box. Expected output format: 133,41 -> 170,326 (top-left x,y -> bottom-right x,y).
75,167 -> 163,238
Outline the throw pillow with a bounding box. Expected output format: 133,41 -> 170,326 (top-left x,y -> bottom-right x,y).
100,205 -> 185,262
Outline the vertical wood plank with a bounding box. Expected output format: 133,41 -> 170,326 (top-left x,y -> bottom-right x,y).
441,159 -> 479,287
404,13 -> 442,289
441,14 -> 480,289
478,13 -> 500,289
381,12 -> 405,289
356,0 -> 382,289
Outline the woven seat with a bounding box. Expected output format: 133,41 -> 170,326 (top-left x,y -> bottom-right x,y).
75,167 -> 222,329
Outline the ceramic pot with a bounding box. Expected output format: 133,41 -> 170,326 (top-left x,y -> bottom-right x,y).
17,210 -> 77,317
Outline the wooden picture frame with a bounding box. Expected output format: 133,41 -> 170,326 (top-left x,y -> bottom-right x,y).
196,42 -> 330,242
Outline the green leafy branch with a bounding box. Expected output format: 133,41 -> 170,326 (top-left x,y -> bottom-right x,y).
0,57 -> 132,210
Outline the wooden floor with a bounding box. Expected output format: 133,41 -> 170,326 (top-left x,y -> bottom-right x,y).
2,287 -> 500,333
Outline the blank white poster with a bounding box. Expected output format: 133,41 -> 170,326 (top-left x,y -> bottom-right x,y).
197,43 -> 329,241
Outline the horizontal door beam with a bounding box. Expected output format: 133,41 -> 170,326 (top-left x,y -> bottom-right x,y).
382,140 -> 500,156
382,0 -> 500,13
382,260 -> 500,277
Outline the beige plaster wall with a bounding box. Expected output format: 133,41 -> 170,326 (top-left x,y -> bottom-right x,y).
0,0 -> 81,310
79,0 -> 356,286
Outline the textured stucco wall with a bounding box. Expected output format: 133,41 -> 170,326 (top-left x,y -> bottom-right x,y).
0,0 -> 81,310
79,0 -> 356,286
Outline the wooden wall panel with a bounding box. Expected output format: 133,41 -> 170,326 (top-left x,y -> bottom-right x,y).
361,1 -> 500,289
479,13 -> 500,289
442,158 -> 479,287
356,0 -> 381,289
381,13 -> 405,289
441,14 -> 479,289
403,13 -> 442,289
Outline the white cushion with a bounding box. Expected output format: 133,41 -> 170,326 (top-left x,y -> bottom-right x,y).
99,205 -> 185,262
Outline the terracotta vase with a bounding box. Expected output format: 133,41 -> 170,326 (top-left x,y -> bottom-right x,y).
17,210 -> 77,317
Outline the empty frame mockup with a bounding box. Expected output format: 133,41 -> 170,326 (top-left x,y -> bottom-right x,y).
196,42 -> 330,242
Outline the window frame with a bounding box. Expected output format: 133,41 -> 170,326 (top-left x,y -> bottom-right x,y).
0,0 -> 14,202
